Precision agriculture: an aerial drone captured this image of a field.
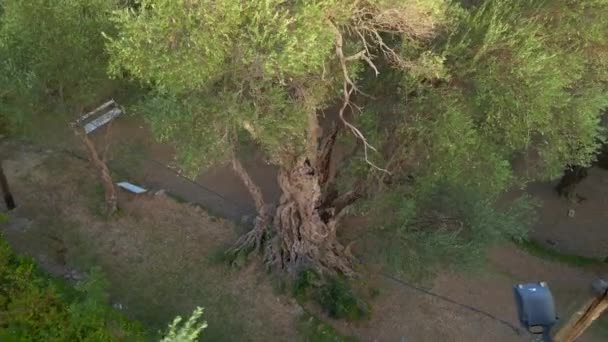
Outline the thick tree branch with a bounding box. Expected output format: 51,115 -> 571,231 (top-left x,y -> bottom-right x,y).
232,157 -> 265,212
332,182 -> 365,216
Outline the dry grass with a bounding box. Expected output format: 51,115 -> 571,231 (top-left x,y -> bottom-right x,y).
0,143 -> 302,341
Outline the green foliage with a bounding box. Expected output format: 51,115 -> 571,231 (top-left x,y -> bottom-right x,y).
362,185 -> 536,279
293,269 -> 323,300
106,0 -> 357,172
0,0 -> 122,138
404,92 -> 513,199
107,0 -> 341,93
133,94 -> 235,176
439,0 -> 608,180
294,270 -> 369,321
316,277 -> 370,321
297,312 -> 358,342
0,236 -> 144,341
392,0 -> 608,190
160,307 -> 207,342
342,0 -> 608,277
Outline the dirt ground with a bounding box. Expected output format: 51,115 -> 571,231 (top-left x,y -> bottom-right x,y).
333,246 -> 605,342
2,141 -> 608,341
525,168 -> 608,259
91,116 -> 280,220
0,143 -> 301,341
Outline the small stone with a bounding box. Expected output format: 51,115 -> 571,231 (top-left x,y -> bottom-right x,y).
568,209 -> 575,218
154,189 -> 166,196
112,303 -> 124,310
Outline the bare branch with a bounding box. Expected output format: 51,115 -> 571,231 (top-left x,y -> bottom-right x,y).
339,83 -> 391,174
332,186 -> 364,216
331,22 -> 363,95
346,49 -> 380,76
329,21 -> 391,175
345,50 -> 366,61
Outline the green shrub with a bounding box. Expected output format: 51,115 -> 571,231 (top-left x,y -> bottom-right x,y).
160,307 -> 207,342
293,270 -> 369,321
363,184 -> 537,279
316,277 -> 370,321
293,269 -> 322,300
439,0 -> 608,180
0,236 -> 145,341
0,0 -> 125,142
347,0 -> 606,280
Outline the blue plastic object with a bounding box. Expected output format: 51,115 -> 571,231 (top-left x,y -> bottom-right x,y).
513,282 -> 558,341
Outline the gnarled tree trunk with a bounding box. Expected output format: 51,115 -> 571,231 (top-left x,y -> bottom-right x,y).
267,160 -> 358,276
230,127 -> 362,277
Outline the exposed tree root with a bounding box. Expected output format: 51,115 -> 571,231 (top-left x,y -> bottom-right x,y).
230,132 -> 360,277
228,204 -> 273,255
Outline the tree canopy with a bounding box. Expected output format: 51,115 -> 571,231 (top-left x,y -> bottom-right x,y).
106,0 -> 453,174
1,0 -> 607,277
0,0 -> 120,136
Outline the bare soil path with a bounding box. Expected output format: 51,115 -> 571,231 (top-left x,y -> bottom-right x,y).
0,143 -> 301,341
526,168 -> 608,259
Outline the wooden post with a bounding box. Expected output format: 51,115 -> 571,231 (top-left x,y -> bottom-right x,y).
554,279 -> 608,342
71,101 -> 122,216
73,127 -> 118,216
0,161 -> 16,210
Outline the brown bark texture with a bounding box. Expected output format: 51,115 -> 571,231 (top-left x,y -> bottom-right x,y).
230,127 -> 361,277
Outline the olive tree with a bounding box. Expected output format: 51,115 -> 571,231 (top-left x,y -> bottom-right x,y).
107,0 -> 608,277
107,0 -> 452,276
